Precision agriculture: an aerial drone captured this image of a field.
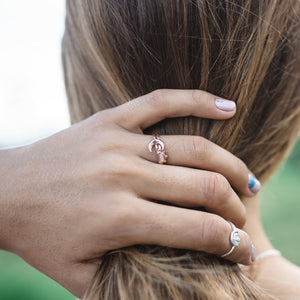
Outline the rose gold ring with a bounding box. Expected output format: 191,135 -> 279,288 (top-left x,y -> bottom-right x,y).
148,134 -> 168,164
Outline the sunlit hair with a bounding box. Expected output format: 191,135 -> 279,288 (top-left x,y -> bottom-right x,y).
62,0 -> 300,299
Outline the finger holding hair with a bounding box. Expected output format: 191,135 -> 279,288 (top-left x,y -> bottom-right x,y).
58,202 -> 254,299
133,163 -> 247,228
110,89 -> 237,131
127,133 -> 261,198
128,199 -> 254,266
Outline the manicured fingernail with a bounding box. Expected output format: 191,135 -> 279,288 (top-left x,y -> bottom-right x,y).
251,245 -> 257,262
248,174 -> 261,193
215,99 -> 236,111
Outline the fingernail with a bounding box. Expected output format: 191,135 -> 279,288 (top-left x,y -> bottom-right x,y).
248,174 -> 261,194
215,99 -> 236,111
251,245 -> 257,262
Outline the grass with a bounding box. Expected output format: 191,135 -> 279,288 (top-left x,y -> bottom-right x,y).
0,144 -> 299,299
0,252 -> 74,300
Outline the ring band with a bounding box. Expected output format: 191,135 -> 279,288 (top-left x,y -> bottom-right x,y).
148,134 -> 168,164
220,221 -> 241,258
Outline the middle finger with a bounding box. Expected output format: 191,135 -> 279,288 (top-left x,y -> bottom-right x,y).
129,133 -> 261,197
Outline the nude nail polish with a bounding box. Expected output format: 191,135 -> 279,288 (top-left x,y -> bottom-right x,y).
248,174 -> 261,193
215,99 -> 236,111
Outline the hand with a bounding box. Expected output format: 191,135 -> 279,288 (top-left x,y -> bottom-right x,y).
0,89 -> 259,297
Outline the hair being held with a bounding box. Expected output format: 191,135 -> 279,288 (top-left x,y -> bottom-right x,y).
62,0 -> 300,299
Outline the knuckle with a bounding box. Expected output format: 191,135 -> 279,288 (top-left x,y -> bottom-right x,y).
191,90 -> 207,105
200,215 -> 228,253
98,129 -> 125,152
213,173 -> 231,199
182,136 -> 210,162
95,195 -> 139,246
100,153 -> 132,180
203,173 -> 231,207
187,174 -> 204,204
113,201 -> 137,226
148,89 -> 168,106
97,153 -> 115,178
93,108 -> 114,126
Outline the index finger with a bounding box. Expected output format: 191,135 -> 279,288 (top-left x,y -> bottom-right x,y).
113,89 -> 236,131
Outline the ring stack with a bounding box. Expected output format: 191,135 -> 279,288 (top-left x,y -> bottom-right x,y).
221,221 -> 241,258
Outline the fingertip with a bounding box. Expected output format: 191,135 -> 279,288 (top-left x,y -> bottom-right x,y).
248,174 -> 261,194
215,99 -> 237,115
239,172 -> 261,198
239,230 -> 254,266
242,245 -> 256,266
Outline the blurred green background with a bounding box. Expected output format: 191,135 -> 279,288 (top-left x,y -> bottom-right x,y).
0,140 -> 299,300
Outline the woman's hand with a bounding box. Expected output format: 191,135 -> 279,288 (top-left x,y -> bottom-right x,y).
0,89 -> 260,297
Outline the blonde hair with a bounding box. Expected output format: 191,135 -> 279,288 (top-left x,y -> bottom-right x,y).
62,0 -> 300,299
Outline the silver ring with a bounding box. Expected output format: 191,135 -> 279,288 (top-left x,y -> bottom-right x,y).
220,221 -> 240,258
